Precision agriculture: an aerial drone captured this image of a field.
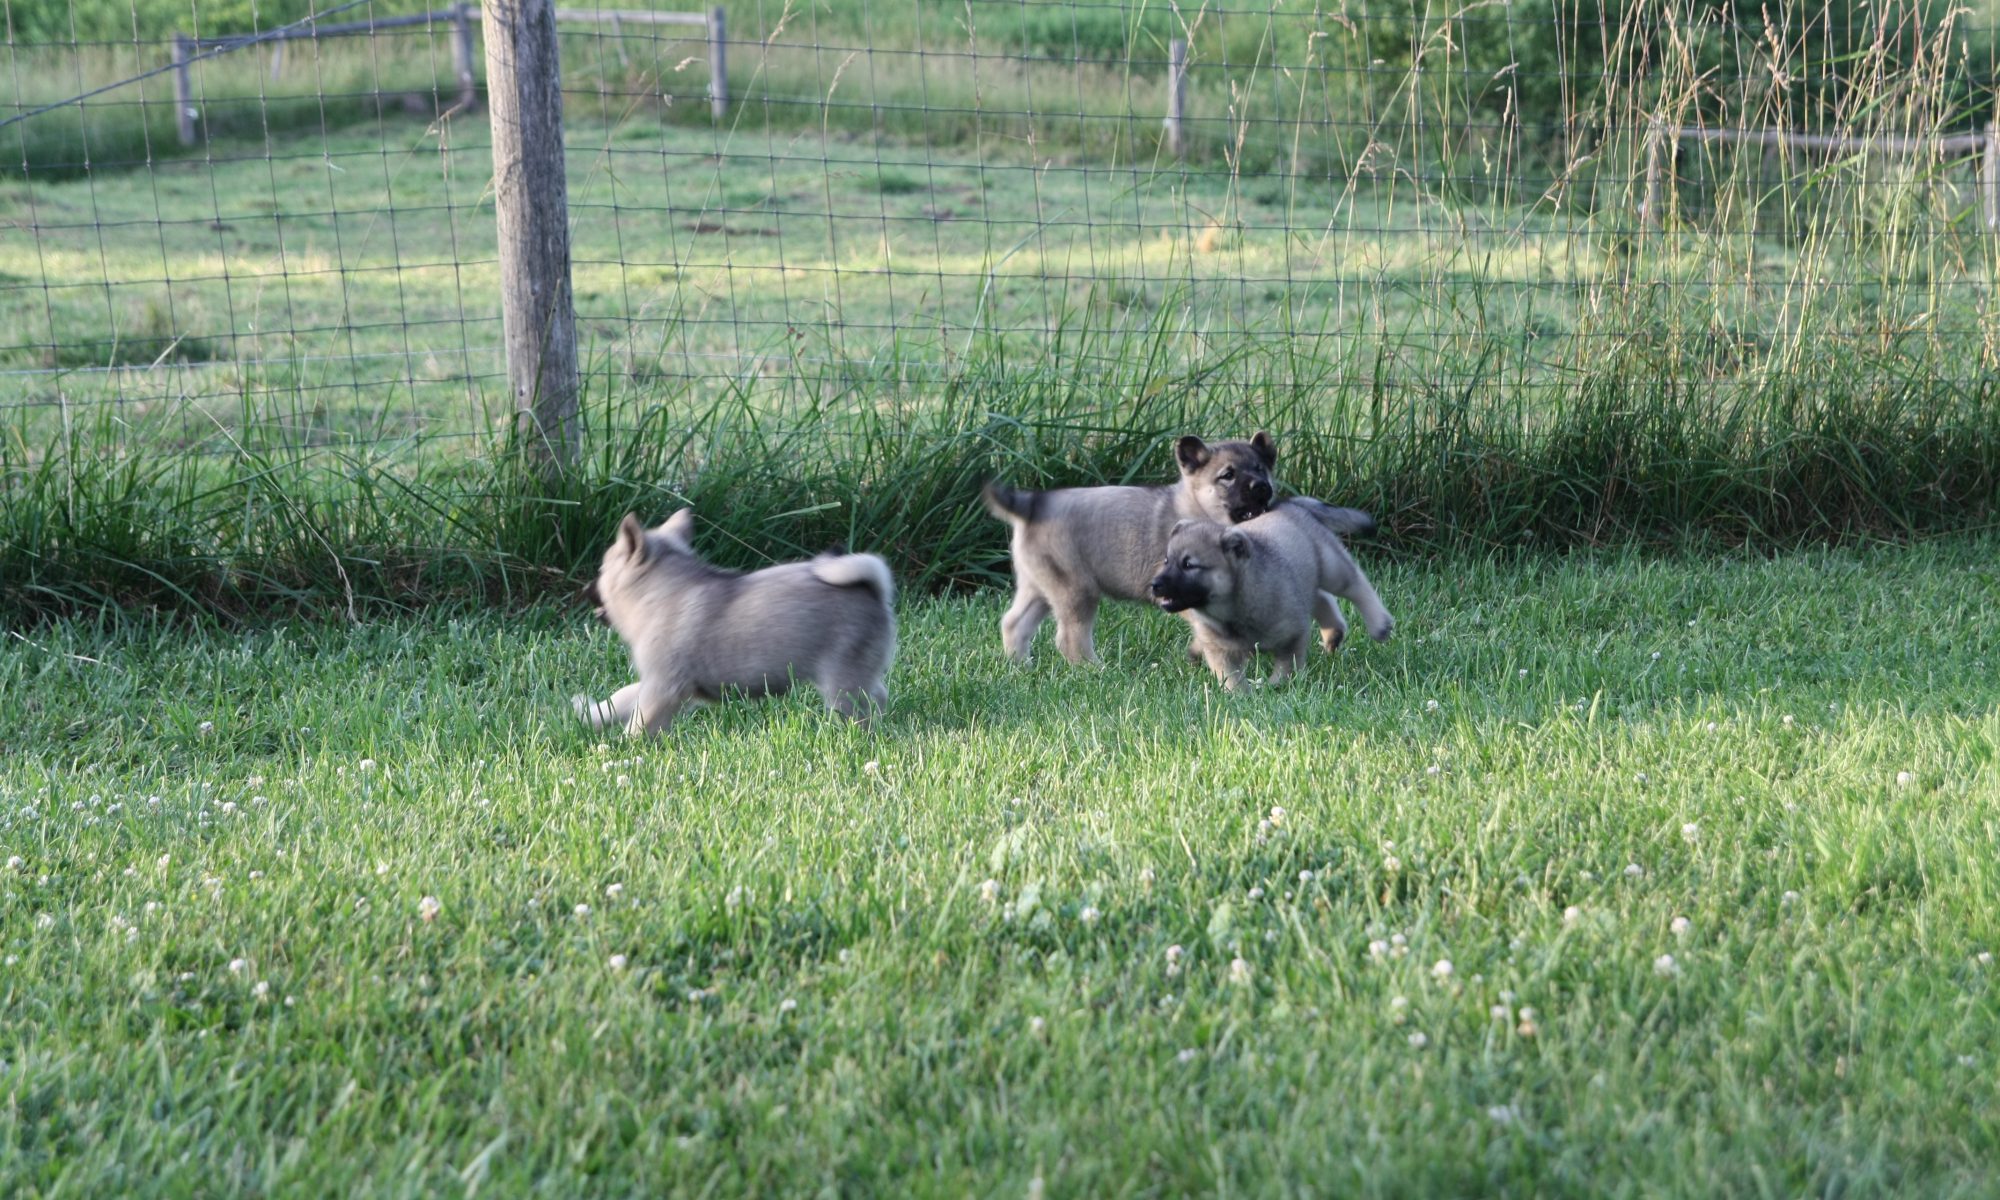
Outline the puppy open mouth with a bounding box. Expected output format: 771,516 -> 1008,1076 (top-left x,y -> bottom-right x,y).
1229,505 -> 1266,523
1154,595 -> 1193,613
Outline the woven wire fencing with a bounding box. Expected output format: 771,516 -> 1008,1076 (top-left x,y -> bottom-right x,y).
6,1 -> 2000,467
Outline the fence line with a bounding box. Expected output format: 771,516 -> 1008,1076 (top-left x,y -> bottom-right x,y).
7,0 -> 2000,470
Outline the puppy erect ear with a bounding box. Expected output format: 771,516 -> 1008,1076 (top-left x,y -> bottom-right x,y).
658,508 -> 696,552
1175,435 -> 1212,474
617,513 -> 649,564
1250,431 -> 1278,467
1168,518 -> 1197,539
1219,529 -> 1251,559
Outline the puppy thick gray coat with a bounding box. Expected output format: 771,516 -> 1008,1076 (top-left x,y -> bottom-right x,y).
1148,504 -> 1393,692
982,433 -> 1287,664
574,509 -> 896,735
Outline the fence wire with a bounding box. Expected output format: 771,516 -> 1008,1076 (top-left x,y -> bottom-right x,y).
6,1 -> 2000,462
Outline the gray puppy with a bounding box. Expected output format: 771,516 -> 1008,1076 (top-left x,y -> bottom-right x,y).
573,509 -> 897,735
1148,504 -> 1393,692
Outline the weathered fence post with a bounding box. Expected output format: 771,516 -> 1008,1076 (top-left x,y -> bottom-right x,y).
707,6 -> 727,120
172,33 -> 197,146
481,0 -> 579,472
451,5 -> 479,110
1983,112 -> 1999,231
1642,116 -> 1662,229
1165,38 -> 1188,157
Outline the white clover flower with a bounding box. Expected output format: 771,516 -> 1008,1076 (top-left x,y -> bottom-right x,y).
1383,855 -> 1402,873
1487,1103 -> 1519,1124
616,775 -> 631,787
1425,765 -> 1442,777
1029,1016 -> 1047,1038
220,801 -> 238,815
418,896 -> 441,922
1490,1003 -> 1510,1021
862,760 -> 880,776
1516,1006 -> 1540,1037
145,901 -> 160,914
1138,867 -> 1156,888
157,853 -> 170,870
1625,863 -> 1645,879
1368,939 -> 1389,959
1681,823 -> 1699,843
608,954 -> 629,971
1518,669 -> 1529,679
252,980 -> 270,999
228,958 -> 249,975
358,759 -> 376,772
4,856 -> 20,871
1298,869 -> 1314,883
574,903 -> 591,918
1425,699 -> 1440,712
1563,905 -> 1582,924
1976,951 -> 1993,967
1407,1031 -> 1429,1049
1896,771 -> 1914,787
1078,905 -> 1101,925
198,721 -> 215,735
1653,953 -> 1678,977
1781,715 -> 1794,727
1268,806 -> 1286,825
1650,651 -> 1662,661
1635,773 -> 1648,784
725,886 -> 747,910
1229,957 -> 1252,986
1390,932 -> 1407,948
1960,1054 -> 1978,1068
1670,916 -> 1691,938
1247,886 -> 1265,901
1431,959 -> 1454,981
605,883 -> 624,901
1782,890 -> 1801,905
978,879 -> 1001,904
1176,1048 -> 1200,1064
778,997 -> 798,1014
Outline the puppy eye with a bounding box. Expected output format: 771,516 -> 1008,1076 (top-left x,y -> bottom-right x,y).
1180,555 -> 1198,571
1218,468 -> 1235,481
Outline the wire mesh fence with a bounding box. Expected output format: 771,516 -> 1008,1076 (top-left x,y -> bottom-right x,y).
6,0 -> 2000,468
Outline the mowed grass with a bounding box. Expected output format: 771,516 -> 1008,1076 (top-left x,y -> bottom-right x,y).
3,538 -> 1998,1194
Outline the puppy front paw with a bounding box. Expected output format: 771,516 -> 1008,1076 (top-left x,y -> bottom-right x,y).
572,694 -> 609,728
1367,615 -> 1394,643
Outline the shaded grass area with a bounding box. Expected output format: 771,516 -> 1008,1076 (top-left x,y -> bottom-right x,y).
1,543 -> 1997,1193
4,356 -> 1997,622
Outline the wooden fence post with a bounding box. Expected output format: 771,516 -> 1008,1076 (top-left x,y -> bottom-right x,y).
481,0 -> 580,472
1642,117 -> 1662,229
172,33 -> 197,146
1165,38 -> 1188,157
1983,113 -> 1999,231
707,6 -> 727,120
451,5 -> 478,110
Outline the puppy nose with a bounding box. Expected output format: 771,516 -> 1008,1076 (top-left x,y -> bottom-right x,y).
1148,572 -> 1170,595
1249,479 -> 1273,501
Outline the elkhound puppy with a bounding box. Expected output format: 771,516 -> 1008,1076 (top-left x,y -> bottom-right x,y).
1148,504 -> 1393,692
982,432 -> 1376,664
573,509 -> 897,735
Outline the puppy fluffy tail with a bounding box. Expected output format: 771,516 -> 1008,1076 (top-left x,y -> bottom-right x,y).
811,553 -> 895,605
1288,496 -> 1378,539
980,481 -> 1041,525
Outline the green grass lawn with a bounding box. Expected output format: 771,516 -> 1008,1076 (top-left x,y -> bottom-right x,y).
4,537 -> 1998,1194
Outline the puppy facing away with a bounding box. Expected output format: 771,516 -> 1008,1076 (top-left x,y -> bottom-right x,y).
1148,504 -> 1394,692
573,509 -> 897,735
982,433 -> 1284,664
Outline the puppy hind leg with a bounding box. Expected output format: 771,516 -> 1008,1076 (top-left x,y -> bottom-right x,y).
1337,567 -> 1395,643
1313,591 -> 1349,654
625,682 -> 690,738
1052,593 -> 1102,665
1000,586 -> 1052,663
819,677 -> 890,727
574,682 -> 643,730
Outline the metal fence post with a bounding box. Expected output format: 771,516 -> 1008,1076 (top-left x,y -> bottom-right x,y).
1984,113 -> 1999,231
481,0 -> 580,472
172,33 -> 197,146
1165,39 -> 1187,157
708,6 -> 728,120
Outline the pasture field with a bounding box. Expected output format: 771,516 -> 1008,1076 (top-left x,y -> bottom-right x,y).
3,539 -> 1998,1194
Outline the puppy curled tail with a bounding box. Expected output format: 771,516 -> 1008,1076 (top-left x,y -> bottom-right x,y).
811,553 -> 895,606
980,481 -> 1042,526
1288,496 -> 1378,539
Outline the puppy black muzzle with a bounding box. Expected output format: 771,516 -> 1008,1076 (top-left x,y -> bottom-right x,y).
582,579 -> 609,624
1229,477 -> 1275,524
1149,567 -> 1208,614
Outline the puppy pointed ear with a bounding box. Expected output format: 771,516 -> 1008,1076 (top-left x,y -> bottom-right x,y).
1169,518 -> 1197,539
1220,529 -> 1251,559
658,507 -> 696,551
1250,431 -> 1278,466
1175,435 -> 1211,473
617,513 -> 649,563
